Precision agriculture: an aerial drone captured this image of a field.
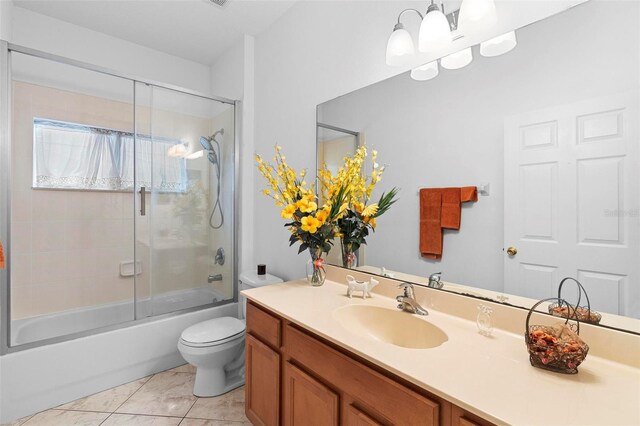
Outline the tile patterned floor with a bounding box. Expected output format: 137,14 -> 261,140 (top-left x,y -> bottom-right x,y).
3,365 -> 251,426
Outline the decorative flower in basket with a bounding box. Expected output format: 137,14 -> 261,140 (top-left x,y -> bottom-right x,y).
318,146 -> 398,268
525,296 -> 589,374
547,277 -> 602,325
255,145 -> 349,286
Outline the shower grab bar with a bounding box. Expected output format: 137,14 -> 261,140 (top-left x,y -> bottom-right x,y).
139,187 -> 146,216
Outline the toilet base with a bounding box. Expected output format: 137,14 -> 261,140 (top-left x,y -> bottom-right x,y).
193,367 -> 245,397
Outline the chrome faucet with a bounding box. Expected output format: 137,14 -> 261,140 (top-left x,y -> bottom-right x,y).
396,283 -> 428,316
208,274 -> 223,283
428,272 -> 443,289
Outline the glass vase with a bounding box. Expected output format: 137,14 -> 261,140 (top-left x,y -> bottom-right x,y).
340,238 -> 358,269
306,247 -> 326,287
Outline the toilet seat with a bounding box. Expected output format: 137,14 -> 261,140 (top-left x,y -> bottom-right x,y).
179,317 -> 246,348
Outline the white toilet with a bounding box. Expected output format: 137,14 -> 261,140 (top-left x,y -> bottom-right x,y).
177,270 -> 283,397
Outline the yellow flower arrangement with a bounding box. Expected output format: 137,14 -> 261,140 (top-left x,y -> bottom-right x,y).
255,145 -> 348,257
318,145 -> 398,268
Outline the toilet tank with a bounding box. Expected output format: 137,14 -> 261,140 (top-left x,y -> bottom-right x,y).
239,271 -> 283,319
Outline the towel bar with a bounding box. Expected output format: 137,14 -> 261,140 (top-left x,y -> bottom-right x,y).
417,183 -> 490,196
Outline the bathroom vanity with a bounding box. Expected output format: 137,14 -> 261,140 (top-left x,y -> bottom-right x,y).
243,267 -> 640,426
245,300 -> 488,426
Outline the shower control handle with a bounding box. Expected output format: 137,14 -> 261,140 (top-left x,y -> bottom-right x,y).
139,187 -> 146,216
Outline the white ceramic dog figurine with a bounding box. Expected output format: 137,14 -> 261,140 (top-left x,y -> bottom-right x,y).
346,275 -> 380,299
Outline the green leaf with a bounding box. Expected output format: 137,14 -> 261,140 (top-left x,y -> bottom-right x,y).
372,187 -> 400,218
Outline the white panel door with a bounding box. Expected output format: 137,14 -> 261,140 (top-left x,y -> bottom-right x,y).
504,93 -> 639,317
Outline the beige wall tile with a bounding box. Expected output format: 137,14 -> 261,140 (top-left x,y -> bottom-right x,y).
10,221 -> 32,255
11,189 -> 32,224
31,220 -> 66,252
10,254 -> 32,287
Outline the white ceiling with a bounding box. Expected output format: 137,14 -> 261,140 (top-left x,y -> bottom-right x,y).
13,0 -> 298,65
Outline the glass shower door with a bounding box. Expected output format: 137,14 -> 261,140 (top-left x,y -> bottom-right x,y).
134,83 -> 235,319
7,52 -> 136,346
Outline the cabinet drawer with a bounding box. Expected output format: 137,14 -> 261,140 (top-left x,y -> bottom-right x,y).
451,405 -> 495,426
247,301 -> 281,348
285,325 -> 440,425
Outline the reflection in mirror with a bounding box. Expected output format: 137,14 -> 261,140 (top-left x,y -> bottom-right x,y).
316,123 -> 361,267
317,0 -> 639,332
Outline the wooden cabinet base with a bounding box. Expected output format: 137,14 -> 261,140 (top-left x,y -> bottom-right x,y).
245,300 -> 494,426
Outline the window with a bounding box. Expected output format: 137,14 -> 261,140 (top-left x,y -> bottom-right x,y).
33,119 -> 187,192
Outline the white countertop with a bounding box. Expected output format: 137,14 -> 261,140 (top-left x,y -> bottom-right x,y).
243,279 -> 640,426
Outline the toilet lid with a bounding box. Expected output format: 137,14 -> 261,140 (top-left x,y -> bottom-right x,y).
180,317 -> 246,344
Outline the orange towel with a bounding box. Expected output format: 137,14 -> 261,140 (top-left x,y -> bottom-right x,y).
419,186 -> 478,259
441,188 -> 461,230
461,186 -> 478,202
0,240 -> 4,269
420,189 -> 443,259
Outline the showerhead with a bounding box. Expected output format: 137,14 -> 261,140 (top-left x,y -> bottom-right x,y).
207,150 -> 219,166
201,129 -> 224,166
200,136 -> 213,151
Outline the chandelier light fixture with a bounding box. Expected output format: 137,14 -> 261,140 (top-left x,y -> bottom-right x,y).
384,0 -> 518,81
418,3 -> 453,54
480,31 -> 518,57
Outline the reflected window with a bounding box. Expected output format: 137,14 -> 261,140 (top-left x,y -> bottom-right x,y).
33,118 -> 187,192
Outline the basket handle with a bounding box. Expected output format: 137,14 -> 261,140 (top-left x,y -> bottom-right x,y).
557,277 -> 592,321
525,297 -> 579,344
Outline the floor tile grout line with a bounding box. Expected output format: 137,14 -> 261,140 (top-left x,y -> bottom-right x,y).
56,373 -> 156,414
182,395 -> 201,422
111,372 -> 158,414
106,410 -> 189,420
97,412 -> 114,426
50,408 -> 115,415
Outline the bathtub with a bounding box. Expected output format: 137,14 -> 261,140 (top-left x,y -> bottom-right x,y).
0,291 -> 238,423
11,287 -> 227,346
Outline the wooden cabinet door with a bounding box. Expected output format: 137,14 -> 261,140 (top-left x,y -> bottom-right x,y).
246,334 -> 280,426
283,362 -> 339,426
344,404 -> 384,426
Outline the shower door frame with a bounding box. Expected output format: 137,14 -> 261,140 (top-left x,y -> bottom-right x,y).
0,40 -> 241,354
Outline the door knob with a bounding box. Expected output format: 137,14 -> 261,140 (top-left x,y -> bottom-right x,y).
506,246 -> 518,256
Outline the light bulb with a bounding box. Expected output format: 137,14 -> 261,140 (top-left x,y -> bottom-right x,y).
411,61 -> 439,81
418,5 -> 452,53
480,31 -> 517,57
459,0 -> 497,32
441,47 -> 473,69
386,23 -> 415,66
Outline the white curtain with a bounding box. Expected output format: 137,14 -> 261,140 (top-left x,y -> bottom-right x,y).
34,119 -> 186,192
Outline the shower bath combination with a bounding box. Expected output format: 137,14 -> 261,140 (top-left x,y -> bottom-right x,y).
200,129 -> 224,229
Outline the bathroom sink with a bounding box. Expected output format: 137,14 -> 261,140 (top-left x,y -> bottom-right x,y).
332,305 -> 448,349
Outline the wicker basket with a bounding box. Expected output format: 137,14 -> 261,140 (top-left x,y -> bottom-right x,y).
548,277 -> 601,325
525,298 -> 589,374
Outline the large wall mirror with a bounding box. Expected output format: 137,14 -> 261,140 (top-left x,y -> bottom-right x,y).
317,0 -> 639,333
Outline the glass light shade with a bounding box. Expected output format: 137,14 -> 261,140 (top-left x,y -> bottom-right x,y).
168,144 -> 187,158
411,61 -> 439,81
480,31 -> 517,57
458,0 -> 497,32
441,47 -> 473,70
386,25 -> 415,66
418,9 -> 452,53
